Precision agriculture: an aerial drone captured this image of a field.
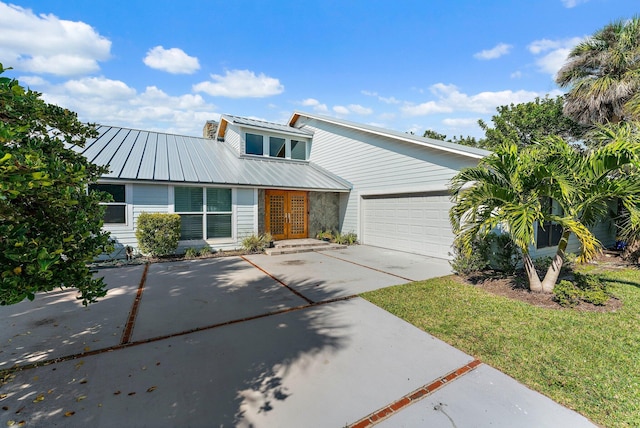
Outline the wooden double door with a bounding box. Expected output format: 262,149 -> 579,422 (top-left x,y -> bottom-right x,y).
265,190 -> 308,240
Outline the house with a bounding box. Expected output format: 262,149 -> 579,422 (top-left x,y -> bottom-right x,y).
80,112 -> 616,259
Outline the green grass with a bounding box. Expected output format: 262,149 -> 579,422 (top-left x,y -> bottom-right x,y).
362,267 -> 640,428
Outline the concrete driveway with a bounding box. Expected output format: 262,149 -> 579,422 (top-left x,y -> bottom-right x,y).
0,246 -> 595,427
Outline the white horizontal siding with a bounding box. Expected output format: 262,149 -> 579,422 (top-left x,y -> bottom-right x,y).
236,188 -> 257,238
304,119 -> 479,236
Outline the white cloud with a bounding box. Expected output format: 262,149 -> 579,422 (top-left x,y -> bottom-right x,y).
402,83 -> 549,116
35,77 -> 217,136
473,43 -> 513,60
143,46 -> 200,74
528,37 -> 583,76
442,118 -> 479,127
510,71 -> 522,79
193,69 -> 284,98
0,2 -> 111,75
362,90 -> 401,104
300,98 -> 328,113
347,104 -> 373,115
561,0 -> 589,8
333,105 -> 350,115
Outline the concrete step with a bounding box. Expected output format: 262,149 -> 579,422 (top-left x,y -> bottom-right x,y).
265,240 -> 347,255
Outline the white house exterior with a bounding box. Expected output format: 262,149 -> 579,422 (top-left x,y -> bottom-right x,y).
82,111 -> 616,260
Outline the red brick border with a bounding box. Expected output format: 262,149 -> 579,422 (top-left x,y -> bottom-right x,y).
348,359 -> 482,427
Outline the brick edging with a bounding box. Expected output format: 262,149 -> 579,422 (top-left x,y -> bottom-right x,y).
348,359 -> 482,428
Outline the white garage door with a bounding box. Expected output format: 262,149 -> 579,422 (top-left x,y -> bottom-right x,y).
361,192 -> 455,259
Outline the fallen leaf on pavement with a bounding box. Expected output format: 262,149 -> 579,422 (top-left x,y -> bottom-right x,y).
113,391 -> 121,395
64,411 -> 75,417
76,395 -> 86,402
32,394 -> 44,403
146,386 -> 156,392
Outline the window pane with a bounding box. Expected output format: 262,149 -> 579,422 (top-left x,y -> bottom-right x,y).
175,187 -> 202,212
246,133 -> 263,155
179,214 -> 203,240
207,214 -> 232,238
291,140 -> 306,160
269,137 -> 286,158
537,222 -> 550,248
104,205 -> 126,223
90,184 -> 126,202
207,188 -> 231,212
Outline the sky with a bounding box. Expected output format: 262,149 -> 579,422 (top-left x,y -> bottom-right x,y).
0,0 -> 637,139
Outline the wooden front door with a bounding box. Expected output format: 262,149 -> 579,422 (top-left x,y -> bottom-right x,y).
265,190 -> 308,240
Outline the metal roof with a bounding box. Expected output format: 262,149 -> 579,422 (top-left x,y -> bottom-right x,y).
75,126 -> 351,191
289,111 -> 491,159
218,114 -> 314,139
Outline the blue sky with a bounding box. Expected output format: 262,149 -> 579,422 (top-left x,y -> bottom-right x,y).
0,0 -> 637,138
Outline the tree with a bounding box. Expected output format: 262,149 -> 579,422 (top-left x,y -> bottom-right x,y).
478,96 -> 586,149
0,65 -> 112,305
449,124 -> 640,292
423,129 -> 485,149
556,16 -> 640,125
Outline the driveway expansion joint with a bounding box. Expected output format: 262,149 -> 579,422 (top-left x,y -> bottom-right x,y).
120,263 -> 149,344
348,359 -> 482,427
318,251 -> 414,282
241,255 -> 315,304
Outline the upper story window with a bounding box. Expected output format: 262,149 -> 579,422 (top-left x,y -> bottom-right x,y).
89,183 -> 127,224
246,133 -> 264,155
244,132 -> 308,160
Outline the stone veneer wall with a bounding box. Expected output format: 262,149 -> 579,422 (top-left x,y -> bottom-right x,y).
308,192 -> 340,238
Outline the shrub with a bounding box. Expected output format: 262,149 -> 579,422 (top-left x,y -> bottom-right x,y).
184,247 -> 199,259
198,246 -> 213,256
242,233 -> 271,253
334,231 -> 358,245
486,233 -> 521,274
316,229 -> 334,241
553,273 -> 611,307
135,213 -> 181,257
450,237 -> 490,275
553,280 -> 582,307
574,272 -> 610,305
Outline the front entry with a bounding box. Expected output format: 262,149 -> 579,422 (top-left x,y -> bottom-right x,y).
265,190 -> 308,240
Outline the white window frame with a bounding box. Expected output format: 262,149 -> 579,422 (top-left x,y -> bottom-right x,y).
170,186 -> 236,243
243,131 -> 310,161
90,182 -> 132,228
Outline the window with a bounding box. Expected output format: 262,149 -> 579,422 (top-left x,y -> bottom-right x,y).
536,198 -> 563,248
269,137 -> 286,158
89,183 -> 126,224
244,132 -> 309,160
246,133 -> 263,155
291,140 -> 307,160
174,187 -> 232,240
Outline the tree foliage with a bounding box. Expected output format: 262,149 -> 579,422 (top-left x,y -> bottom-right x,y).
556,16 -> 640,125
449,124 -> 640,292
0,64 -> 112,305
423,129 -> 485,149
478,96 -> 586,149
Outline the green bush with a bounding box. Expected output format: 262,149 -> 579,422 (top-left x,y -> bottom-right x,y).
574,272 -> 610,305
135,213 -> 181,257
316,229 -> 334,241
450,237 -> 490,275
199,246 -> 213,256
553,280 -> 582,307
242,233 -> 271,253
184,247 -> 199,259
486,233 -> 521,274
553,273 -> 611,307
334,231 -> 358,245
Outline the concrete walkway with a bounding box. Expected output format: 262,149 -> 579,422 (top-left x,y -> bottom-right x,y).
0,246 -> 595,427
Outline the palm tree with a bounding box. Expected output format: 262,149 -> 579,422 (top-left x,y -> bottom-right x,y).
449,124 -> 640,292
556,16 -> 640,125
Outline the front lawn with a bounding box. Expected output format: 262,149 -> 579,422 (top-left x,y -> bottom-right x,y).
362,266 -> 640,428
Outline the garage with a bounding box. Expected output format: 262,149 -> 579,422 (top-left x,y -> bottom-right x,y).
361,191 -> 455,259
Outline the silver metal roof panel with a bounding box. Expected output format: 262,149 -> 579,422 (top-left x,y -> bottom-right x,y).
82,125 -> 351,191
222,114 -> 314,137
